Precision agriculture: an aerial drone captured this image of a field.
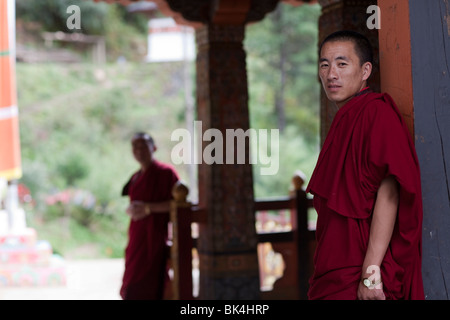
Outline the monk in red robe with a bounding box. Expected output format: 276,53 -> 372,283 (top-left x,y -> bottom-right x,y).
306,31 -> 424,300
120,132 -> 179,300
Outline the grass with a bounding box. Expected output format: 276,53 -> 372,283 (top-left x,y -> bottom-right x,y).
16,60 -> 319,260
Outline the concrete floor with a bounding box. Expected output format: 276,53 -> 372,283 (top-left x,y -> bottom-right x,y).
0,259 -> 124,300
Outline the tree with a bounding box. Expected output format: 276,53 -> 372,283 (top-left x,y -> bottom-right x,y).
56,150 -> 89,187
245,3 -> 321,139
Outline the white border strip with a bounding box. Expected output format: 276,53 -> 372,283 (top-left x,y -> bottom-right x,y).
0,105 -> 18,120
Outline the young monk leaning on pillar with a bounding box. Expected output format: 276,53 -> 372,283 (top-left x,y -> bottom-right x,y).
306,30 -> 424,300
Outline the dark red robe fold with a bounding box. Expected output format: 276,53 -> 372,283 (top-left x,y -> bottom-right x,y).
306,91 -> 424,300
120,160 -> 179,300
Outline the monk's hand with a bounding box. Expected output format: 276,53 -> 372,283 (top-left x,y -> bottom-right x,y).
357,281 -> 385,300
357,266 -> 386,300
126,201 -> 151,221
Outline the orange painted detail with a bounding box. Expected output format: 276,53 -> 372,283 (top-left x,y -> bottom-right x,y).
0,0 -> 22,180
0,56 -> 15,107
0,0 -> 8,52
0,116 -> 21,179
378,0 -> 414,138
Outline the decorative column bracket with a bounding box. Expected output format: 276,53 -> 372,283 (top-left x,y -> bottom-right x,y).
165,0 -> 279,26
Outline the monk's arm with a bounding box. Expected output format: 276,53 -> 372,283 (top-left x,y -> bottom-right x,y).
135,201 -> 172,214
363,175 -> 399,270
358,175 -> 399,299
126,201 -> 172,220
147,201 -> 171,213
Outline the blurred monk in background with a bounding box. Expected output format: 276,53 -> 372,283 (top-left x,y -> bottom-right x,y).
120,132 -> 179,300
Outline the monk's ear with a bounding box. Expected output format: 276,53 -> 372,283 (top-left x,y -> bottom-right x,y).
362,62 -> 373,81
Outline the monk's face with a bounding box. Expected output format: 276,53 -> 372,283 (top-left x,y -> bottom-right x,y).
319,40 -> 372,108
132,138 -> 155,166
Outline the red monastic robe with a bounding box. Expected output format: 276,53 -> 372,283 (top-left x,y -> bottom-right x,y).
306,90 -> 424,300
120,160 -> 179,300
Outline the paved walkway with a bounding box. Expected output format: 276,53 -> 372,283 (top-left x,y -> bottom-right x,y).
0,259 -> 124,300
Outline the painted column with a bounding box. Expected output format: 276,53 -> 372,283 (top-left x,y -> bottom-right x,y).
408,0 -> 450,300
0,0 -> 22,232
196,24 -> 260,299
378,0 -> 415,139
0,0 -> 21,181
379,0 -> 450,300
161,0 -> 279,299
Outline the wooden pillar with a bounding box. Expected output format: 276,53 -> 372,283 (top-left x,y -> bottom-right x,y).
196,24 -> 260,300
378,0 -> 414,138
317,0 -> 380,144
379,0 -> 450,300
374,0 -> 450,300
408,0 -> 450,300
0,0 -> 21,181
161,0 -> 279,300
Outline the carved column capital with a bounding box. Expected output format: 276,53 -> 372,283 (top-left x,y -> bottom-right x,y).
164,0 -> 280,26
165,0 -> 210,24
196,24 -> 245,48
245,0 -> 280,23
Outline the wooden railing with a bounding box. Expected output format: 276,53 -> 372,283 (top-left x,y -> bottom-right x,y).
168,171 -> 316,300
256,172 -> 316,299
169,182 -> 204,300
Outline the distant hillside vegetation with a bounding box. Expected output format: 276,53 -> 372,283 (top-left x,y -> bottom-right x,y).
14,1 -> 321,259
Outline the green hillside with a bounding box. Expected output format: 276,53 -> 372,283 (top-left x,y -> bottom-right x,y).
17,62 -> 189,258
15,2 -> 321,259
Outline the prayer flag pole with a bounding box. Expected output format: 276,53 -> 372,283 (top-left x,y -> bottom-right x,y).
0,0 -> 23,232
